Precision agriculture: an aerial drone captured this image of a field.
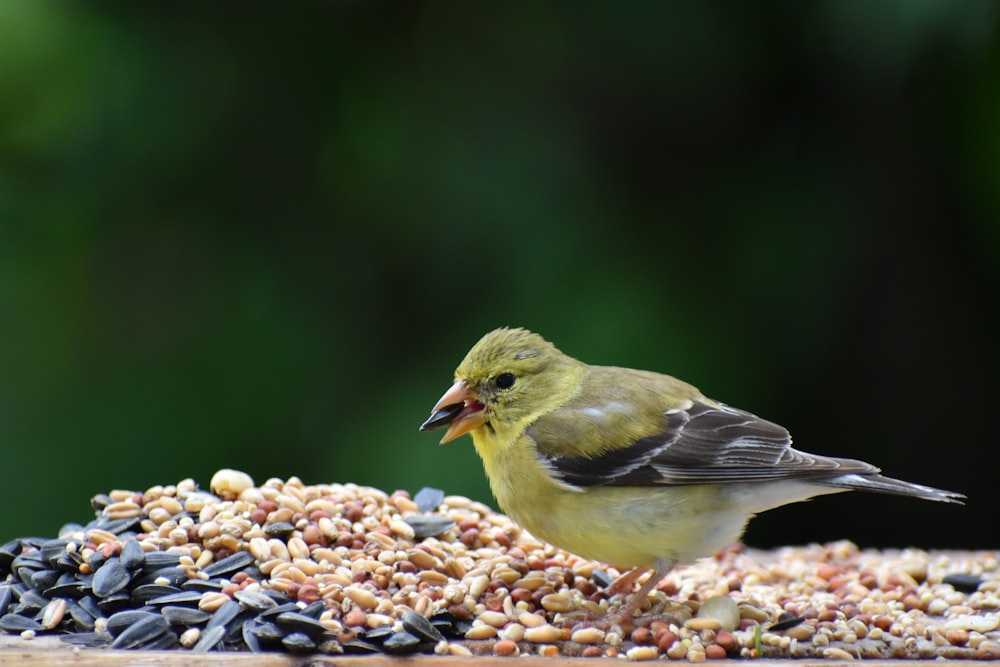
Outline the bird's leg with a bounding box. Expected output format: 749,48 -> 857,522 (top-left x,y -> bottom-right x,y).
607,558 -> 676,626
587,559 -> 677,631
605,567 -> 647,598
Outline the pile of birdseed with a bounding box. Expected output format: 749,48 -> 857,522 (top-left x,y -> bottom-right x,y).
0,469 -> 997,660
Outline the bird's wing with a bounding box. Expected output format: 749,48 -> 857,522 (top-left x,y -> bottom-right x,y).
532,400 -> 879,489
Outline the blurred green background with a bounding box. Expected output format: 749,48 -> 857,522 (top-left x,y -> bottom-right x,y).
1,1 -> 997,550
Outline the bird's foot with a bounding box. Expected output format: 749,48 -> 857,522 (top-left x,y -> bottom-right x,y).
604,567 -> 647,598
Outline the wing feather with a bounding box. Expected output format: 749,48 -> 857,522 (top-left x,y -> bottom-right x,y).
534,401 -> 878,488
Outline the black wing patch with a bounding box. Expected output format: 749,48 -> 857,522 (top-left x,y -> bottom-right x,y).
538,402 -> 877,488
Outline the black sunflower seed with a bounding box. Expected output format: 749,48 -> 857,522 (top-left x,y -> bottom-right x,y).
259,602 -> 301,620
89,516 -> 141,535
242,619 -> 264,653
138,630 -> 179,650
264,522 -> 296,538
142,552 -> 183,569
131,584 -> 183,604
402,610 -> 444,643
299,600 -> 326,619
77,595 -> 104,620
769,613 -> 806,632
281,631 -> 316,653
39,539 -> 75,565
275,611 -> 327,637
414,487 -> 445,512
29,568 -> 61,593
46,579 -> 87,600
205,600 -> 241,633
234,590 -> 277,612
201,551 -> 254,578
192,624 -> 226,652
0,614 -> 43,632
92,558 -> 131,598
342,639 -> 381,654
110,613 -> 170,649
90,494 -> 112,512
96,591 -> 134,614
404,515 -> 456,538
60,631 -> 113,647
53,552 -> 84,574
0,587 -> 11,617
15,589 -> 48,614
161,605 -> 211,626
107,609 -> 159,636
181,579 -> 225,593
383,630 -> 421,654
363,625 -> 394,643
146,590 -> 204,607
0,540 -> 23,574
65,601 -> 96,631
137,566 -> 187,587
250,620 -> 286,643
943,573 -> 983,593
591,569 -> 614,588
120,540 -> 145,570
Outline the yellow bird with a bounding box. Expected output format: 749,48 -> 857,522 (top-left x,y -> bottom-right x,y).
420,327 -> 963,623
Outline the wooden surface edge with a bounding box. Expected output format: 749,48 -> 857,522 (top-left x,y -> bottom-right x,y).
0,638 -> 993,666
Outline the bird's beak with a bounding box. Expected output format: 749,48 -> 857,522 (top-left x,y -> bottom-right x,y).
419,380 -> 488,444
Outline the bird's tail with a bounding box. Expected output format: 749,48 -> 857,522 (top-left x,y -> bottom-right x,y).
820,473 -> 965,504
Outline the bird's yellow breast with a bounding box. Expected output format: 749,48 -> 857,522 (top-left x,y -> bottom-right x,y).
470,427 -> 749,568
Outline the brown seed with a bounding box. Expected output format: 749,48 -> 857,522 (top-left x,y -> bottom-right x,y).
443,558 -> 466,579
465,624 -> 498,640
705,644 -> 727,659
419,571 -> 448,586
365,613 -> 393,629
41,599 -> 66,630
344,501 -> 363,523
494,639 -> 518,656
872,616 -> 893,631
199,592 -> 230,612
685,617 -> 721,631
785,623 -> 815,641
510,587 -> 533,604
715,630 -> 738,653
625,626 -> 650,644
346,587 -> 378,610
407,549 -> 438,570
626,645 -> 660,661
977,641 -> 1000,659
571,627 -> 605,644
179,627 -> 201,648
210,468 -> 254,500
344,609 -> 366,627
947,629 -> 969,646
523,624 -> 561,643
478,611 -> 509,628
498,622 -> 525,643
105,501 -> 143,519
656,630 -> 678,651
519,611 -> 546,627
822,647 -> 856,660
540,593 -> 575,613
738,604 -> 768,622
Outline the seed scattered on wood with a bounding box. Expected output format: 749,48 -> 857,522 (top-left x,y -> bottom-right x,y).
0,470 -> 991,659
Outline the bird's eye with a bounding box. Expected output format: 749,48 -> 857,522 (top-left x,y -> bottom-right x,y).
496,372 -> 516,390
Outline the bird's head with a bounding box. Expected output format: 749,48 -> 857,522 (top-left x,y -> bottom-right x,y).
420,327 -> 584,444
